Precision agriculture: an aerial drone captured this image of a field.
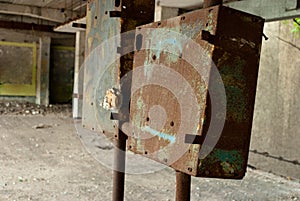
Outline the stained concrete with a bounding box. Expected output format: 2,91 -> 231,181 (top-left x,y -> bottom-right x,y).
0,28 -> 75,105
0,110 -> 299,200
249,20 -> 300,179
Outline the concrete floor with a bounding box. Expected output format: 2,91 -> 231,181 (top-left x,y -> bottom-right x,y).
0,107 -> 299,201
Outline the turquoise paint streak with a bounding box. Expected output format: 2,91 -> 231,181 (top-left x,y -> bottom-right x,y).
213,149 -> 243,170
141,126 -> 176,144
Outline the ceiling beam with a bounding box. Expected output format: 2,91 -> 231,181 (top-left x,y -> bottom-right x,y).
0,2 -> 80,23
0,20 -> 54,32
73,2 -> 88,11
54,17 -> 86,33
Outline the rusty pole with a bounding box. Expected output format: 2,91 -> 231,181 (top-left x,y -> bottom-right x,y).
203,0 -> 222,8
176,171 -> 191,201
112,131 -> 127,201
175,2 -> 223,201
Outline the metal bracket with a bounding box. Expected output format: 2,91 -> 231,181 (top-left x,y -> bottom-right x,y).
110,112 -> 128,122
185,134 -> 205,145
109,11 -> 122,17
72,23 -> 86,29
201,30 -> 215,44
117,46 -> 134,55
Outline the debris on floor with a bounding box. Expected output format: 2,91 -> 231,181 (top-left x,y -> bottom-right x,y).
32,123 -> 52,129
0,101 -> 72,116
0,105 -> 299,201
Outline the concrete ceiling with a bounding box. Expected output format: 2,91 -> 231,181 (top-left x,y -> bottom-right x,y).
55,16 -> 86,33
159,0 -> 204,9
159,0 -> 235,9
0,0 -> 87,23
0,0 -> 300,26
0,0 -> 87,10
0,0 -> 236,24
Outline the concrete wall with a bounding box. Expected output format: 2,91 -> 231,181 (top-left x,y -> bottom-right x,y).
249,20 -> 300,179
49,45 -> 75,103
0,28 -> 75,104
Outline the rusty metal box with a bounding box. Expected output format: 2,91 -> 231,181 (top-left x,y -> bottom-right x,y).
127,5 -> 264,179
82,0 -> 154,139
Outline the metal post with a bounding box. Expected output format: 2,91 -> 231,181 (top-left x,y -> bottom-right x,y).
176,171 -> 191,201
112,131 -> 127,201
174,3 -> 223,200
203,0 -> 222,8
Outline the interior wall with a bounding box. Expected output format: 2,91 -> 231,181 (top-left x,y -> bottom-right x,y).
0,28 -> 75,104
49,45 -> 75,104
0,28 -> 40,103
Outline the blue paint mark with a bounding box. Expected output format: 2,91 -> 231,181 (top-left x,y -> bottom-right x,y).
155,38 -> 183,59
142,126 -> 176,144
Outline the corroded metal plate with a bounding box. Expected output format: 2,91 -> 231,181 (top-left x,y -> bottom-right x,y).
82,0 -> 121,137
82,0 -> 154,140
128,6 -> 264,178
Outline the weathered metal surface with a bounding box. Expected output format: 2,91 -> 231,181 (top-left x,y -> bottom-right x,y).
82,0 -> 121,136
176,171 -> 191,201
112,131 -> 127,201
83,1 -> 154,200
128,6 -> 264,178
83,0 -> 154,140
198,6 -> 264,179
128,7 -> 218,177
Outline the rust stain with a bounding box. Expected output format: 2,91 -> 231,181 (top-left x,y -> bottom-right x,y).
128,6 -> 264,179
82,0 -> 154,139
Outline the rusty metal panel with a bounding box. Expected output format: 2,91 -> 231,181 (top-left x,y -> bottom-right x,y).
128,7 -> 219,176
197,6 -> 265,179
82,0 -> 121,137
82,0 -> 154,139
128,6 -> 264,178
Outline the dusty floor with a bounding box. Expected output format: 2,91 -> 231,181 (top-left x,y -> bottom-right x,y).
0,103 -> 300,201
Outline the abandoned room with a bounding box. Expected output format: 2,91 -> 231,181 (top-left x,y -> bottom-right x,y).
0,0 -> 300,200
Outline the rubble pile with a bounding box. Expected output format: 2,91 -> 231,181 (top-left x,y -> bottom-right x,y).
0,101 -> 72,115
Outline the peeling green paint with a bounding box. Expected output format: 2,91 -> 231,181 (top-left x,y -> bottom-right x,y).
136,96 -> 144,110
128,6 -> 263,178
219,56 -> 249,122
206,10 -> 215,33
198,148 -> 244,177
213,149 -> 243,165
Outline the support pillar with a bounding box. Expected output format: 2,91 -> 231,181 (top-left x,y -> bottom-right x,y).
155,2 -> 179,22
112,131 -> 127,201
176,171 -> 191,201
203,0 -> 222,8
73,31 -> 86,119
155,3 -> 192,200
36,36 -> 51,105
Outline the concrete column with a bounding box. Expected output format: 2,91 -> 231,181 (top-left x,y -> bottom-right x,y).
155,2 -> 179,22
73,31 -> 86,119
36,36 -> 51,105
